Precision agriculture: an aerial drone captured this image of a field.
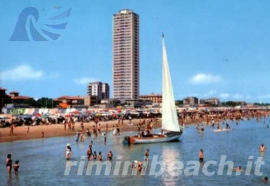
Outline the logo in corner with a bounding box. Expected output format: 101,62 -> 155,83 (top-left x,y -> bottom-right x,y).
10,7 -> 72,41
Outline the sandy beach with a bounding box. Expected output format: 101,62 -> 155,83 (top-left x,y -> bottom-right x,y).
0,109 -> 268,143
0,118 -> 161,143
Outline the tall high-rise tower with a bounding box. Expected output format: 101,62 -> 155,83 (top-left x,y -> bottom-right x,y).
113,9 -> 139,102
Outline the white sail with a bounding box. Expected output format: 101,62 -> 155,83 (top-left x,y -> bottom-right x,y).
161,35 -> 180,132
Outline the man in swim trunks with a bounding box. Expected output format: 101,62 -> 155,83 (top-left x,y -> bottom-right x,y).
199,149 -> 204,162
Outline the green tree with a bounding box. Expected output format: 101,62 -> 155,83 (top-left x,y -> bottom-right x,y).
36,97 -> 58,108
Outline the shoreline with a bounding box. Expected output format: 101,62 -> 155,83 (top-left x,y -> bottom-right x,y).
1,110 -> 268,143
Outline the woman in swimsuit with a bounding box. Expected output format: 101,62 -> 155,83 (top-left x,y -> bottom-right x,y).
6,154 -> 12,174
87,145 -> 93,161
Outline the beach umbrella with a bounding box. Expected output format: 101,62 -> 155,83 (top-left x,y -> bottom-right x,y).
41,115 -> 50,118
36,113 -> 42,117
21,114 -> 32,119
0,116 -> 10,120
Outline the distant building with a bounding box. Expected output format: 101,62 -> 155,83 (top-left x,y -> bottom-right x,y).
205,98 -> 220,106
0,87 -> 11,110
139,93 -> 162,103
125,99 -> 152,108
9,91 -> 33,107
10,91 -> 33,101
183,97 -> 199,106
87,82 -> 110,101
84,95 -> 99,107
199,99 -> 206,105
113,9 -> 140,101
55,96 -> 85,108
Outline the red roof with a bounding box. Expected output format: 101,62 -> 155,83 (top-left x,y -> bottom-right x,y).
0,87 -> 7,91
11,96 -> 32,100
10,91 -> 19,94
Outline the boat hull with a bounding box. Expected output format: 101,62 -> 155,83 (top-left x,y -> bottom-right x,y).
212,128 -> 232,132
123,131 -> 183,144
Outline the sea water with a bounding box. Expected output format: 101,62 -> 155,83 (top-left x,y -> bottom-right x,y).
0,118 -> 269,186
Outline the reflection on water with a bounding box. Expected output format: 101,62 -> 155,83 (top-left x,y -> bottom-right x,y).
0,118 -> 269,186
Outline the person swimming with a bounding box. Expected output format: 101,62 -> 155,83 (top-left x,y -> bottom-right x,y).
66,144 -> 72,160
262,176 -> 268,182
234,166 -> 242,172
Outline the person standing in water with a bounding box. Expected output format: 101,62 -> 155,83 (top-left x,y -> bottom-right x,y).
6,154 -> 12,174
98,152 -> 102,161
107,151 -> 113,161
259,144 -> 266,152
93,151 -> 97,160
104,133 -> 107,144
199,149 -> 204,162
66,144 -> 72,160
13,160 -> 19,174
145,148 -> 150,162
87,145 -> 93,161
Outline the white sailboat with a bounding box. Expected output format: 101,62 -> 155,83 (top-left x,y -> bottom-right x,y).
123,34 -> 183,144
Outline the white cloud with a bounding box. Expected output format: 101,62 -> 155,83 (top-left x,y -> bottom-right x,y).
0,64 -> 43,81
220,93 -> 230,98
74,77 -> 96,85
189,73 -> 222,85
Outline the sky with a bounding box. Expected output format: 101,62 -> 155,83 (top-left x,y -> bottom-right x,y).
1,0 -> 270,103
